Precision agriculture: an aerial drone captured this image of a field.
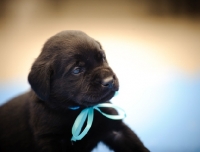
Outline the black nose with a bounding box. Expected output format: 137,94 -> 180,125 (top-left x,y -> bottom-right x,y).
101,76 -> 114,88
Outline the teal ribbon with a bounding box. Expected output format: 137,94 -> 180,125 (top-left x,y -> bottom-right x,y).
70,103 -> 126,142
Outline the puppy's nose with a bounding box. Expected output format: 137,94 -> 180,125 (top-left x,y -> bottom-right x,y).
101,76 -> 114,88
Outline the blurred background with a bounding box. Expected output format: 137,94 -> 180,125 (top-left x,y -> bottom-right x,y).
0,0 -> 200,151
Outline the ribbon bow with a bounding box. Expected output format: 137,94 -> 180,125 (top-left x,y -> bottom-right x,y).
70,103 -> 126,142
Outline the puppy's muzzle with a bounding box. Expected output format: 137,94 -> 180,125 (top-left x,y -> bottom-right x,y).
100,75 -> 118,91
101,76 -> 114,88
93,67 -> 119,91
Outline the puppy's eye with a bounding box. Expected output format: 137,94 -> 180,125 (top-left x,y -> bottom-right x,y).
72,67 -> 84,75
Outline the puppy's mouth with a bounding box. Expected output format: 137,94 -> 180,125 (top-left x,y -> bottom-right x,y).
82,91 -> 116,107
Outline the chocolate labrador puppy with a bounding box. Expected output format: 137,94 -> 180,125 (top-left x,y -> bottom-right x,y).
0,30 -> 149,152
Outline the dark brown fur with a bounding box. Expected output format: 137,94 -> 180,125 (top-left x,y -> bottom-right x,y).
0,30 -> 149,152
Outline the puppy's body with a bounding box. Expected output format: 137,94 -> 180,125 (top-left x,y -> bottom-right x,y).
0,31 -> 149,152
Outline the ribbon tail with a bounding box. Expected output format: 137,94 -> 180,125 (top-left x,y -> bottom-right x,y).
74,107 -> 94,140
71,108 -> 89,141
71,107 -> 94,141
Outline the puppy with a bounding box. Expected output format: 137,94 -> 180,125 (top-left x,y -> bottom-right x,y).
0,30 -> 149,152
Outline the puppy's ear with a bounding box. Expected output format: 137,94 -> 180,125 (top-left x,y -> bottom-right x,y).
28,59 -> 52,101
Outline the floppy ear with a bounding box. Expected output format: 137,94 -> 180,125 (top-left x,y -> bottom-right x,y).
28,60 -> 52,101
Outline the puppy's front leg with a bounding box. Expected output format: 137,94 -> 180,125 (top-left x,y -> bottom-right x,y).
103,123 -> 150,152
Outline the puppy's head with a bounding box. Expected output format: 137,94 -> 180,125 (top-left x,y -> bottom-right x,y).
28,30 -> 119,109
